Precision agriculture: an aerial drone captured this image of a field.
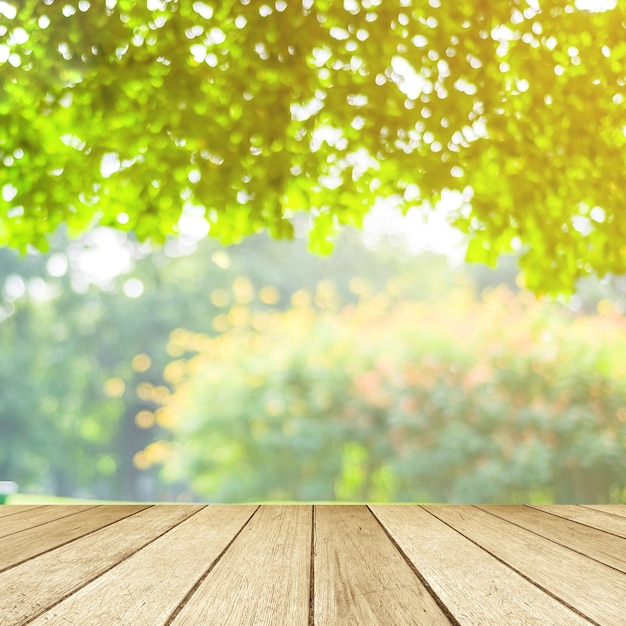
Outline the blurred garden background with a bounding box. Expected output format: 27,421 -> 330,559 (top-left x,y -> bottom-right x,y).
2,219 -> 626,504
2,0 -> 626,504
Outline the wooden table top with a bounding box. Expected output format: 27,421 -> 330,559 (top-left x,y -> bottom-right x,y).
0,504 -> 624,625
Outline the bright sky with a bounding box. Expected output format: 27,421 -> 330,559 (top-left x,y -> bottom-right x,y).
362,193 -> 467,264
60,197 -> 466,291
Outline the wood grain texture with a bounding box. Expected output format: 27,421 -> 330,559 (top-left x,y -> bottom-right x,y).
0,506 -> 201,626
1,505 -> 624,625
27,505 -> 256,626
0,504 -> 96,538
314,505 -> 451,625
169,505 -> 312,626
479,505 -> 626,572
0,504 -> 148,572
370,505 -> 593,626
530,505 -> 626,538
426,505 -> 626,626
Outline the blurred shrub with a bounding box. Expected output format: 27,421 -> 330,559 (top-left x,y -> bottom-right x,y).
153,283 -> 626,503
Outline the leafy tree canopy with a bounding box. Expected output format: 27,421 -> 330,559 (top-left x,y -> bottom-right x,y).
1,0 -> 624,293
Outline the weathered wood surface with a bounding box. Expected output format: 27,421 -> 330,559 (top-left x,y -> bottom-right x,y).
0,504 -> 624,625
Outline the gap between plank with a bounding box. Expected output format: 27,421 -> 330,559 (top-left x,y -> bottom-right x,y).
0,505 -> 45,520
163,505 -> 261,626
22,506 -> 206,626
526,505 -> 626,539
428,505 -> 604,626
580,505 -> 626,519
1,505 -> 152,576
478,505 -> 626,574
0,506 -> 99,540
366,505 -> 461,626
308,505 -> 316,626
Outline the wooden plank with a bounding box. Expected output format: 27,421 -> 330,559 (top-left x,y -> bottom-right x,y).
583,505 -> 626,519
0,504 -> 148,572
531,505 -> 626,539
370,505 -> 594,626
27,505 -> 256,626
479,505 -> 626,572
0,505 -> 43,519
0,505 -> 202,626
0,505 -> 96,538
169,505 -> 312,625
314,505 -> 451,625
426,505 -> 626,626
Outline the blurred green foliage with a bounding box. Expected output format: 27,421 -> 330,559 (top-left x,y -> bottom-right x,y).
1,1 -> 626,293
0,228 -> 460,500
2,228 -> 626,503
157,279 -> 626,504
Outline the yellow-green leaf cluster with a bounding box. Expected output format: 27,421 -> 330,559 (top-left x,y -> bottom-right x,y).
1,1 -> 624,293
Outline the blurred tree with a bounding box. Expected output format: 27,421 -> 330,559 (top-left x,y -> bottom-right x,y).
1,1 -> 625,293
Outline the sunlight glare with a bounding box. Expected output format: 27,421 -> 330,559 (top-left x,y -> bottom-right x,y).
0,2 -> 16,19
70,228 -> 133,288
574,0 -> 616,10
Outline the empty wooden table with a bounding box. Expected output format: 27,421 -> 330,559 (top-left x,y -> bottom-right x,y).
0,504 -> 624,625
